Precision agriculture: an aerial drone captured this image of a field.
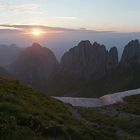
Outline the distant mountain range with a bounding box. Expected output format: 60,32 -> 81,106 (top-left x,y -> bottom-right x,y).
0,39 -> 140,97
0,39 -> 140,140
9,43 -> 58,92
48,39 -> 140,97
0,44 -> 23,67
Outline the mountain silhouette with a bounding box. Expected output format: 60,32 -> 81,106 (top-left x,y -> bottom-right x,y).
48,39 -> 140,97
10,43 -> 58,92
7,39 -> 140,97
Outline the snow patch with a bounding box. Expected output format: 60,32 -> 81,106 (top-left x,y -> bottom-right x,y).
53,88 -> 140,107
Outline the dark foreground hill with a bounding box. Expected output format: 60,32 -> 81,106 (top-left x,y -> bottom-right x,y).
0,78 -> 140,139
0,78 -> 116,140
0,66 -> 13,79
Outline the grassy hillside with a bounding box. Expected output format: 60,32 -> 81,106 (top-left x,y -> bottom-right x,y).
76,94 -> 140,139
0,78 -> 119,140
0,66 -> 12,79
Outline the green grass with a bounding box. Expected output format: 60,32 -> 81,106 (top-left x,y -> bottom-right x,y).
0,78 -> 118,140
116,94 -> 140,115
0,77 -> 140,139
76,94 -> 140,139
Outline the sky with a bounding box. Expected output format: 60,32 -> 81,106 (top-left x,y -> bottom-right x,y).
0,0 -> 140,59
0,0 -> 140,32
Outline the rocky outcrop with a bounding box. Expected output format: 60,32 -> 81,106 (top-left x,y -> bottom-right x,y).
10,43 -> 58,91
49,40 -> 119,96
61,40 -> 118,81
120,39 -> 140,67
107,47 -> 118,70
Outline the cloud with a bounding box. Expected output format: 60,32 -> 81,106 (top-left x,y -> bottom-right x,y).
55,16 -> 79,20
0,24 -> 77,35
0,3 -> 45,13
0,24 -> 84,32
0,24 -> 112,33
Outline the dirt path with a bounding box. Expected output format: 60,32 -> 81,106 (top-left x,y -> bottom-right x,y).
67,105 -> 97,125
67,105 -> 134,139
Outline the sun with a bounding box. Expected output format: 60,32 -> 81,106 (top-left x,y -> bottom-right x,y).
31,29 -> 45,36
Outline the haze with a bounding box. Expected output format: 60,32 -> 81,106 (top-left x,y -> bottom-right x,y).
0,0 -> 140,59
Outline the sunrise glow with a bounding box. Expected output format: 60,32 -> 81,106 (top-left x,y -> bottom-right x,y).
31,29 -> 45,36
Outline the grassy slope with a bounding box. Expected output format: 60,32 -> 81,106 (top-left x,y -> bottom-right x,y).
117,94 -> 140,115
0,78 -> 118,140
0,66 -> 12,79
77,94 -> 140,140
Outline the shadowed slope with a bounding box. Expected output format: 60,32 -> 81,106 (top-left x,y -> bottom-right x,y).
10,43 -> 58,92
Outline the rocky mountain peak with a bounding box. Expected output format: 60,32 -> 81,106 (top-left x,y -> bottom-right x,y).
127,39 -> 139,47
31,42 -> 42,49
78,40 -> 92,47
61,41 -> 118,81
32,42 -> 42,48
120,39 -> 140,66
107,47 -> 118,70
109,46 -> 118,53
10,43 -> 58,92
93,42 -> 100,47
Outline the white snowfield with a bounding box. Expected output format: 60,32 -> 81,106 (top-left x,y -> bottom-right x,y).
53,97 -> 103,107
100,88 -> 140,105
53,88 -> 140,107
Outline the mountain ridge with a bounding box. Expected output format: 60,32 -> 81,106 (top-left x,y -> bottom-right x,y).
9,43 -> 58,92
7,39 -> 140,97
49,39 -> 140,97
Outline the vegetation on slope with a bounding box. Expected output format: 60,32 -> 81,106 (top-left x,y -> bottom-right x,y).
76,94 -> 140,139
0,78 -> 119,140
0,66 -> 12,79
117,94 -> 140,115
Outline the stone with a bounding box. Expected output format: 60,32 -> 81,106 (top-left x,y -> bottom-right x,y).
120,39 -> 140,67
107,47 -> 118,70
61,40 -> 118,81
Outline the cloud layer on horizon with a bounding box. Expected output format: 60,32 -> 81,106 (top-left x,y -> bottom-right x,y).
0,24 -> 140,60
0,24 -> 115,33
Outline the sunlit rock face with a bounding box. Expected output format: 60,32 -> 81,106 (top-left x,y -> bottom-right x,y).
61,40 -> 118,81
10,43 -> 58,91
120,39 -> 140,67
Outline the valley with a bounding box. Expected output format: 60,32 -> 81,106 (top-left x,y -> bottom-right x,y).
0,1 -> 140,139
